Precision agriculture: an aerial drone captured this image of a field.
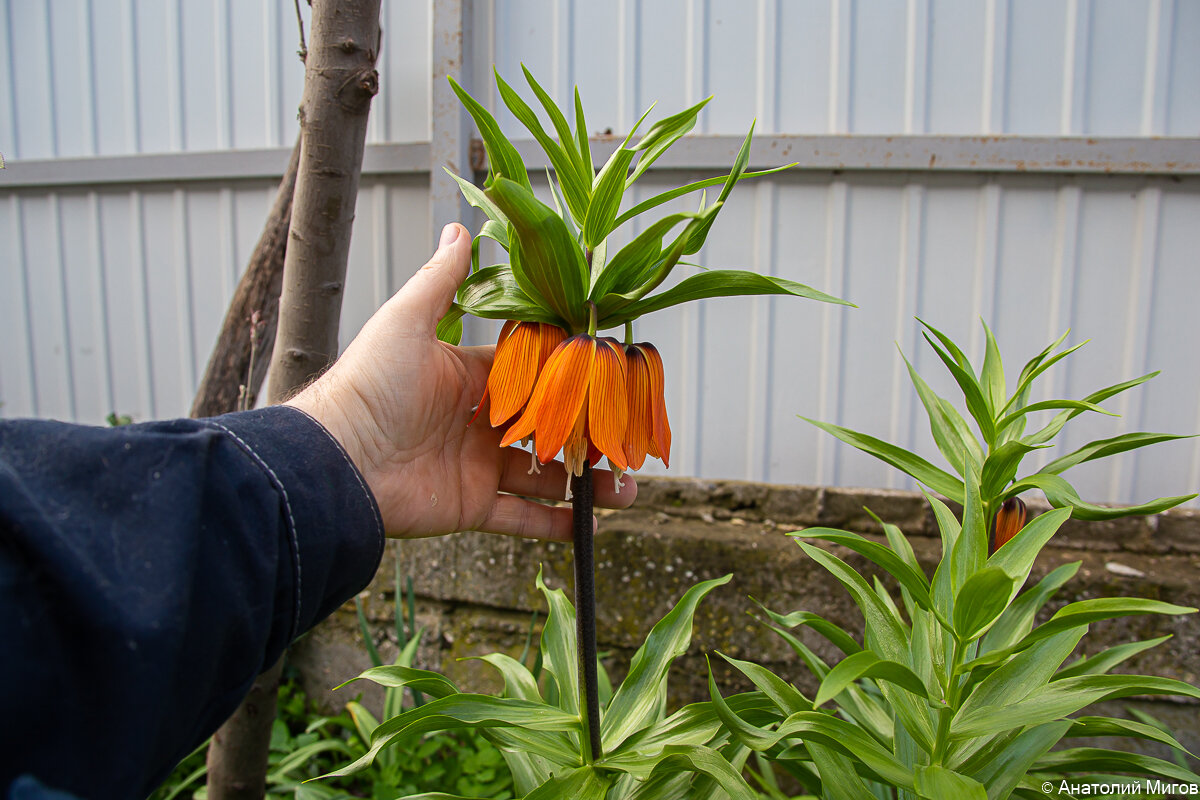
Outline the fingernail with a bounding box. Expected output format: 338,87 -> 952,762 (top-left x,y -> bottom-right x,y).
439,224 -> 460,248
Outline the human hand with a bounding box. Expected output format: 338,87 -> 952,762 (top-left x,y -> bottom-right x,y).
286,223 -> 637,540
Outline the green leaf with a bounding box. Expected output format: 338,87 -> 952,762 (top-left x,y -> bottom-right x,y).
448,76 -> 529,190
807,743 -> 879,800
613,165 -> 794,229
921,331 -> 996,446
979,561 -> 1080,655
1002,472 -> 1196,521
953,566 -> 1015,641
715,652 -> 812,716
1019,597 -> 1196,650
601,574 -> 731,752
1038,431 -> 1196,476
901,349 -> 983,477
335,664 -> 458,700
1033,747 -> 1200,786
535,568 -> 580,716
979,440 -> 1046,501
1022,370 -> 1159,446
443,168 -> 510,227
798,543 -> 909,664
955,721 -> 1072,799
1055,635 -> 1172,679
451,265 -> 560,324
979,320 -> 1006,417
486,178 -> 589,326
322,694 -> 578,777
755,603 -> 863,658
794,529 -> 934,614
582,147 -> 635,248
954,674 -> 1200,739
627,97 -> 712,184
1000,329 -> 1077,416
495,70 -> 590,222
589,212 -> 696,300
815,650 -> 930,707
706,676 -> 912,791
1066,716 -> 1196,758
984,506 -> 1073,606
523,766 -> 612,800
601,744 -> 758,800
574,88 -> 593,180
953,627 -> 1087,732
522,65 -> 586,176
994,399 -> 1117,436
682,124 -> 755,255
950,455 -> 988,599
915,765 -> 987,800
927,492 -> 964,616
803,419 -> 964,500
472,653 -> 542,702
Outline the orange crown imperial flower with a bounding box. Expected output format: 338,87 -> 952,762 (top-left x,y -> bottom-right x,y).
498,333 -> 632,477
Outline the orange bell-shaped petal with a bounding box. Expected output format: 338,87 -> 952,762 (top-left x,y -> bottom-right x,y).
485,321 -> 567,426
587,338 -> 629,472
501,334 -> 596,461
624,343 -> 671,469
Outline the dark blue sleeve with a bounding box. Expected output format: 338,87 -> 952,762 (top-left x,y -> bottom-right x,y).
0,406 -> 384,800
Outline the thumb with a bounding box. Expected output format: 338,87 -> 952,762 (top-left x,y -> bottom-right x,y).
397,223 -> 471,334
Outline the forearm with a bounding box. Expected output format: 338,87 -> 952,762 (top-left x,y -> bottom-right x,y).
0,406 -> 383,799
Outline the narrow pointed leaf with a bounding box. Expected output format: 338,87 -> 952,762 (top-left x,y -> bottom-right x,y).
523,766 -> 612,800
627,97 -> 712,184
1017,597 -> 1196,650
794,529 -> 933,613
337,664 -> 458,699
613,165 -> 795,229
600,574 -> 731,752
473,652 -> 542,702
535,568 -> 580,716
486,177 -> 589,326
815,650 -> 929,707
1038,431 -> 1196,476
1033,748 -> 1200,787
574,88 -> 593,179
979,561 -> 1080,655
590,212 -> 696,300
994,399 -> 1117,434
953,566 -> 1015,641
979,440 -> 1046,500
448,76 -> 529,189
1022,371 -> 1159,446
979,320 -> 1005,416
802,419 -> 963,499
1002,472 -> 1196,521
583,147 -> 636,248
443,168 -> 510,227
1054,635 -> 1172,679
954,674 -> 1200,739
922,331 -> 996,445
902,350 -> 983,476
602,744 -> 758,800
522,65 -> 585,174
495,70 -> 590,221
955,721 -> 1071,799
915,765 -> 987,800
798,544 -> 909,663
716,652 -> 812,715
1066,716 -> 1196,758
755,603 -> 863,657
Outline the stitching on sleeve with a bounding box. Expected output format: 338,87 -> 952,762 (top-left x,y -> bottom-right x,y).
205,419 -> 304,640
283,406 -> 385,567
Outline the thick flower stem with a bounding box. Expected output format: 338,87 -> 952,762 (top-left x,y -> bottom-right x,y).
572,463 -> 602,763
